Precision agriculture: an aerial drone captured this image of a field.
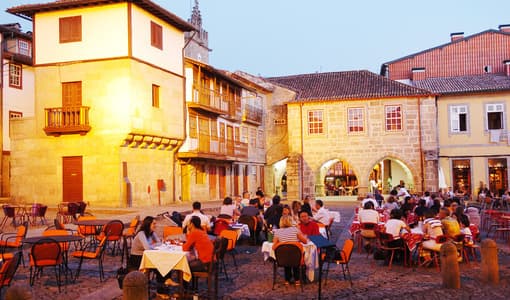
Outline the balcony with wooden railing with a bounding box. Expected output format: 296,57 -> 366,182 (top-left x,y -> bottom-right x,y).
189,85 -> 229,115
44,106 -> 91,136
179,135 -> 248,161
242,104 -> 263,125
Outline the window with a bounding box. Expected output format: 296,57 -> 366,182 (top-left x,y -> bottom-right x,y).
347,107 -> 364,133
62,81 -> 82,107
241,126 -> 248,143
152,84 -> 160,108
486,103 -> 504,130
18,39 -> 31,56
249,128 -> 257,147
450,105 -> 468,132
196,165 -> 206,184
8,63 -> 22,89
189,113 -> 197,138
150,21 -> 163,49
211,120 -> 218,141
385,105 -> 402,131
257,129 -> 264,148
308,110 -> 324,134
59,16 -> 82,43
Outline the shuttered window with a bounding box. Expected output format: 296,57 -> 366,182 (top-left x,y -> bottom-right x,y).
59,16 -> 82,43
449,105 -> 468,133
150,21 -> 163,49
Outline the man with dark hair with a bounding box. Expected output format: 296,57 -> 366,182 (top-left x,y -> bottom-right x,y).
264,195 -> 283,228
298,210 -> 320,236
182,201 -> 210,232
183,216 -> 214,272
301,195 -> 313,216
256,190 -> 265,210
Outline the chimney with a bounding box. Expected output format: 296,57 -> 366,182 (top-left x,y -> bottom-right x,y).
411,67 -> 426,81
499,24 -> 510,33
450,32 -> 464,42
504,60 -> 510,77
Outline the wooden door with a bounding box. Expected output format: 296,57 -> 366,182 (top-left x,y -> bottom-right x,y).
219,166 -> 226,199
63,156 -> 83,202
209,165 -> 217,200
243,165 -> 248,192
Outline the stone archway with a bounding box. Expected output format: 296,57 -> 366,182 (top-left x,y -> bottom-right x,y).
366,157 -> 415,194
317,158 -> 360,197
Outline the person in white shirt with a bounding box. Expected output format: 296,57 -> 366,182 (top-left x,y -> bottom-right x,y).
358,202 -> 380,224
313,199 -> 330,224
240,191 -> 251,209
361,193 -> 379,209
396,185 -> 410,201
182,201 -> 210,232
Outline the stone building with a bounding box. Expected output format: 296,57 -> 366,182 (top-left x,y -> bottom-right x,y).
382,25 -> 510,198
266,70 -> 437,201
0,23 -> 34,197
7,0 -> 194,207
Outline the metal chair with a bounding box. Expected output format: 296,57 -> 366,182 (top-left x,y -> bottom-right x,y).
29,238 -> 64,292
272,242 -> 305,291
96,220 -> 124,256
375,231 -> 406,270
0,205 -> 16,229
322,239 -> 354,286
0,221 -> 29,266
189,237 -> 224,299
0,251 -> 22,297
238,215 -> 258,245
30,204 -> 48,226
219,229 -> 238,272
71,235 -> 109,282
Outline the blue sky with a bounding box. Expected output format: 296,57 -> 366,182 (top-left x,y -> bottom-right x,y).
2,0 -> 510,77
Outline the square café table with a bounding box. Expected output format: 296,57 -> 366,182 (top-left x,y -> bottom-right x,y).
139,244 -> 192,282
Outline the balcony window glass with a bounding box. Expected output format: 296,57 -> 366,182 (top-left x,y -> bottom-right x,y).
8,63 -> 22,89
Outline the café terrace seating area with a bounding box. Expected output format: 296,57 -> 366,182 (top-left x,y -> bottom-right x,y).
0,197 -> 508,300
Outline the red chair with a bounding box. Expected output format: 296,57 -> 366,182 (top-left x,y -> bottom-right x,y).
0,251 -> 22,296
272,242 -> 305,291
375,231 -> 407,270
322,239 -> 354,286
0,205 -> 16,229
29,238 -> 64,292
213,218 -> 230,236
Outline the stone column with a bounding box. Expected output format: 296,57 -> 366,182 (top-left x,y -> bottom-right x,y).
440,242 -> 460,289
480,239 -> 499,285
123,271 -> 148,300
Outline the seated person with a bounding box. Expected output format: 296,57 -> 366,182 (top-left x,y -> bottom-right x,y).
313,199 -> 330,225
358,201 -> 380,248
129,216 -> 169,294
182,216 -> 214,272
218,196 -> 240,220
264,195 -> 283,228
422,209 -> 445,252
182,201 -> 211,232
384,209 -> 410,247
301,195 -> 313,216
241,198 -> 264,232
298,210 -> 320,236
272,215 -> 308,286
438,207 -> 461,239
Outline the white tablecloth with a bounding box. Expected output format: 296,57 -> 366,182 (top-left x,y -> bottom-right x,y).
140,246 -> 192,281
261,241 -> 318,282
231,224 -> 250,239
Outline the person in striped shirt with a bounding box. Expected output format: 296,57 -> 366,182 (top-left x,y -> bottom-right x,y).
272,215 -> 308,286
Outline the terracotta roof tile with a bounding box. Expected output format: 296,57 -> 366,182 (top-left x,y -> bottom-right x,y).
265,70 -> 431,102
412,74 -> 510,94
7,0 -> 195,32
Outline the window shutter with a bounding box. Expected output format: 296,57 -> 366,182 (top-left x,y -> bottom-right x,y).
450,107 -> 459,132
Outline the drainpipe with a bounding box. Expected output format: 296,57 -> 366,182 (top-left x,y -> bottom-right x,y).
300,102 -> 304,199
418,97 -> 425,193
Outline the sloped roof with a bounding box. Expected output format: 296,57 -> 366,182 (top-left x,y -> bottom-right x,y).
412,74 -> 510,94
7,0 -> 195,32
265,70 -> 432,102
381,29 -> 510,67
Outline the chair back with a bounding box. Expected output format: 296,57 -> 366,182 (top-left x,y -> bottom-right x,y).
213,218 -> 230,236
43,229 -> 70,251
30,238 -> 62,267
452,233 -> 466,243
77,201 -> 87,216
13,222 -> 28,246
215,236 -> 229,262
238,215 -> 256,231
38,205 -> 48,217
31,203 -> 41,217
163,226 -> 184,239
0,251 -> 22,288
77,215 -> 97,236
102,220 -> 124,241
2,205 -> 15,218
435,235 -> 448,243
219,229 -> 238,251
274,242 -> 304,267
54,218 -> 66,230
124,215 -> 140,237
360,222 -> 377,230
340,239 -> 354,263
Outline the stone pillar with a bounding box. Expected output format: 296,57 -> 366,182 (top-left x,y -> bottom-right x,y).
480,239 -> 499,285
440,242 -> 460,289
123,271 -> 148,300
5,284 -> 32,300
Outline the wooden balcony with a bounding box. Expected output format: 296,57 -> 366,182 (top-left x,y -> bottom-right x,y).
179,135 -> 248,161
189,86 -> 229,115
242,104 -> 263,125
44,106 -> 91,136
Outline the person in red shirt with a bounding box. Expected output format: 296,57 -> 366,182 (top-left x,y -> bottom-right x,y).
182,216 -> 214,272
298,210 -> 320,236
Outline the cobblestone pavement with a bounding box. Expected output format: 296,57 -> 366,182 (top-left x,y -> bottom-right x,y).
2,201 -> 509,299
